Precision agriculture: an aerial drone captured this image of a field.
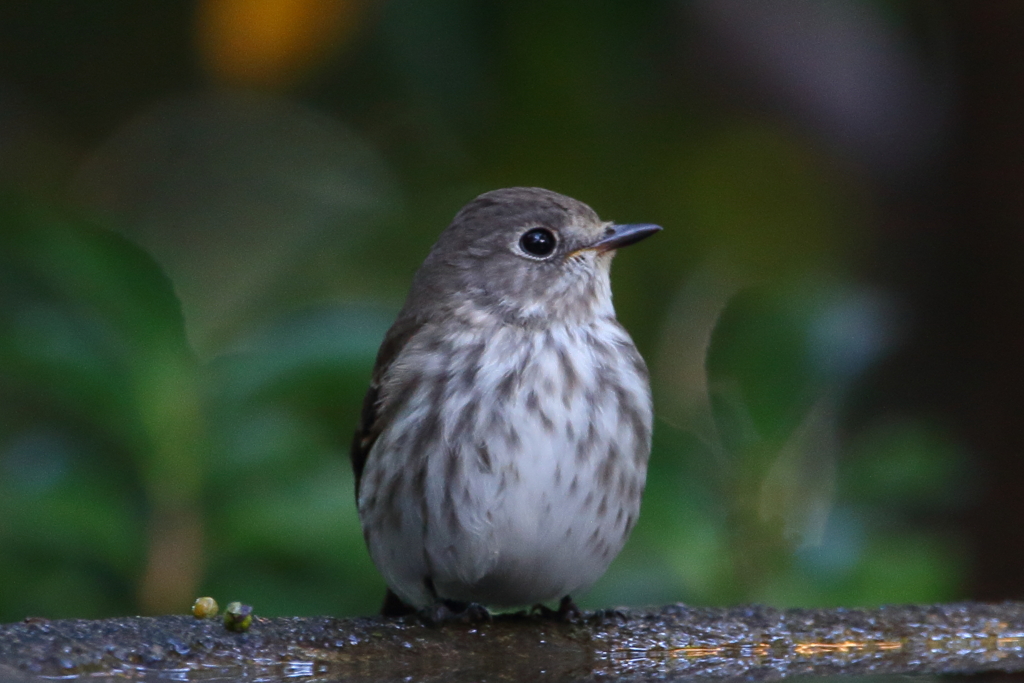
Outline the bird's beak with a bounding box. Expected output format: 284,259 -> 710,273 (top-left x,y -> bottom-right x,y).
589,223 -> 662,254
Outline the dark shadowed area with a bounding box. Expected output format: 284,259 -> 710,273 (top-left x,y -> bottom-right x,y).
0,0 -> 1021,624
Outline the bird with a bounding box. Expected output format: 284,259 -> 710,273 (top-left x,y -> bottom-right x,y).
351,187 -> 659,621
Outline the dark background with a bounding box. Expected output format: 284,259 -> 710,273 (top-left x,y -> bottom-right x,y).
0,0 -> 1021,620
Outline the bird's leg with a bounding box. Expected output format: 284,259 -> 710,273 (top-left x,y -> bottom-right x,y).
418,599 -> 492,625
459,602 -> 493,623
418,601 -> 459,625
531,595 -> 583,622
556,595 -> 583,621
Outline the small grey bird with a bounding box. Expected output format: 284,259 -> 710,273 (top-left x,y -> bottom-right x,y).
352,187 -> 659,619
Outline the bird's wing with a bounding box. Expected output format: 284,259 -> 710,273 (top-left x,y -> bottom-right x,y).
351,315 -> 422,500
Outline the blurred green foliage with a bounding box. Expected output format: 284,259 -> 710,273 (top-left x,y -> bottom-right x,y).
0,194 -> 967,619
0,0 -> 969,621
0,197 -> 390,617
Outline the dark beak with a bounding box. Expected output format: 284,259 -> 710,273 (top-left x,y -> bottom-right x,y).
591,223 -> 662,253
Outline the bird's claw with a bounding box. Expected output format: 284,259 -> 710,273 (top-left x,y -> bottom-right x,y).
459,602 -> 493,623
418,600 -> 491,626
531,596 -> 584,623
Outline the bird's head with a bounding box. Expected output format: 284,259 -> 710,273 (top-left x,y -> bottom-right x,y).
405,187 -> 660,328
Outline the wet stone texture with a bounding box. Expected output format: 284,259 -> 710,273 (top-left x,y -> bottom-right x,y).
1,602 -> 1024,682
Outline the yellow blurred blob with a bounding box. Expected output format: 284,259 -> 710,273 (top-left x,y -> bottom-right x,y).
197,0 -> 362,88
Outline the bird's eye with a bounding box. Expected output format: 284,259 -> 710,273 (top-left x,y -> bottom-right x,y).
519,228 -> 557,258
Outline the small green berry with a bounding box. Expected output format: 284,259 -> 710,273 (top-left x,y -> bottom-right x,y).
223,601 -> 253,632
192,597 -> 219,619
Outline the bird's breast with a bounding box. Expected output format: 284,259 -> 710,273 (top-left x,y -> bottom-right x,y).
361,316 -> 653,606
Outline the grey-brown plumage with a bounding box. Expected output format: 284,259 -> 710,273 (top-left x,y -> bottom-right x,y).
352,187 -> 659,618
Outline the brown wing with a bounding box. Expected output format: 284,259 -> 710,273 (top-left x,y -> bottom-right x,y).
350,316 -> 422,500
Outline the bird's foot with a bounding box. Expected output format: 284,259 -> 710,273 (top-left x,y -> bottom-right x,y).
418,601 -> 458,625
531,595 -> 584,623
418,600 -> 492,626
459,602 -> 493,623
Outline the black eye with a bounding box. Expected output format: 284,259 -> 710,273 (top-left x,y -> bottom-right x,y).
519,228 -> 557,258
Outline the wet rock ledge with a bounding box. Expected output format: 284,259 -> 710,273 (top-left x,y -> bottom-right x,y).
2,602 -> 1024,682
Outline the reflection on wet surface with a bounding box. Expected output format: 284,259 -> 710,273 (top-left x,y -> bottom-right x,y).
2,603 -> 1024,682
